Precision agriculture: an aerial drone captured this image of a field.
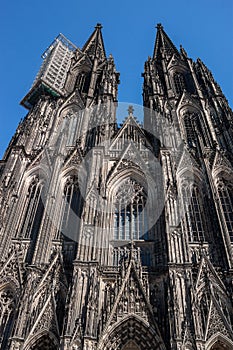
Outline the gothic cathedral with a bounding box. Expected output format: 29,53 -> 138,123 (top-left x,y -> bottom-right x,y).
0,24 -> 233,350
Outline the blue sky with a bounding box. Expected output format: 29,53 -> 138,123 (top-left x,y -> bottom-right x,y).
1,0 -> 233,158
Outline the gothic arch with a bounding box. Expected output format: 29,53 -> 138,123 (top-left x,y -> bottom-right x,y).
56,172 -> 82,259
97,315 -> 166,350
106,165 -> 161,214
23,330 -> 59,350
177,175 -> 209,243
206,332 -> 233,350
14,176 -> 46,262
214,178 -> 233,243
177,101 -> 202,118
56,103 -> 84,142
107,169 -> 150,239
57,102 -> 83,123
213,169 -> 233,187
23,164 -> 50,186
107,166 -> 148,194
173,71 -> 186,94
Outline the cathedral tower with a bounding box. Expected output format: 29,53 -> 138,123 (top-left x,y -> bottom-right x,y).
0,24 -> 232,350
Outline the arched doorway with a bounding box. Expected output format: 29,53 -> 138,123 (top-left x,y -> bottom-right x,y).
206,333 -> 233,350
210,342 -> 230,350
97,315 -> 166,350
30,337 -> 57,350
24,332 -> 59,350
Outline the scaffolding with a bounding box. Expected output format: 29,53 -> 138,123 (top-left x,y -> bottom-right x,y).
21,34 -> 77,109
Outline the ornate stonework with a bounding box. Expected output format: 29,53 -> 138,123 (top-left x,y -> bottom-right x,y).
0,24 -> 233,350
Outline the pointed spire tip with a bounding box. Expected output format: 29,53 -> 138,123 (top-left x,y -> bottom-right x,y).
95,23 -> 103,29
156,23 -> 163,30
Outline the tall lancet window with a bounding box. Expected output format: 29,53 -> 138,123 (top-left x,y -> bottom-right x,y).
114,179 -> 148,241
19,178 -> 45,262
183,114 -> 196,148
65,110 -> 81,147
20,178 -> 44,239
173,72 -> 186,94
182,184 -> 205,242
218,182 -> 233,242
60,175 -> 82,263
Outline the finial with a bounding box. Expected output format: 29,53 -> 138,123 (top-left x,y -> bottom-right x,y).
180,44 -> 187,57
156,23 -> 163,30
95,23 -> 103,29
127,105 -> 134,116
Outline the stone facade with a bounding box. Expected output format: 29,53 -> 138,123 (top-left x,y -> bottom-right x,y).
0,24 -> 233,350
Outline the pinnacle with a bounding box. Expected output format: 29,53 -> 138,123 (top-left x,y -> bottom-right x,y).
95,23 -> 103,29
156,23 -> 163,30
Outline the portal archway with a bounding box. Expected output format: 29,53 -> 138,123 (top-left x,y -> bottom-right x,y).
206,332 -> 233,350
24,331 -> 59,350
98,315 -> 166,350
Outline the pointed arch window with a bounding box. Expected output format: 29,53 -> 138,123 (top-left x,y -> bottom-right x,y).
183,114 -> 196,147
20,178 -> 44,240
65,110 -> 82,147
114,179 -> 148,241
173,72 -> 186,94
60,175 -> 82,263
30,336 -> 57,350
218,182 -> 233,242
182,184 -> 205,242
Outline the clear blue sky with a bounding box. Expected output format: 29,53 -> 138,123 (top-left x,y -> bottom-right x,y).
1,0 -> 233,158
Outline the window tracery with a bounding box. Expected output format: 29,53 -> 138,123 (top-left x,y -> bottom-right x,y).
20,178 -> 44,239
65,111 -> 82,146
60,175 -> 82,263
114,179 -> 148,241
217,182 -> 233,242
181,184 -> 205,242
18,177 -> 45,262
183,114 -> 196,147
174,72 -> 186,94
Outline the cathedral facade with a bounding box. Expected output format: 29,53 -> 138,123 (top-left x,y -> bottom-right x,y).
0,24 -> 233,350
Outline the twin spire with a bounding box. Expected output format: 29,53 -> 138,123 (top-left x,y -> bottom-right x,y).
83,23 -> 180,62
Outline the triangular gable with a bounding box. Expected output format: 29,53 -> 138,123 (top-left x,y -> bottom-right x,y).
70,51 -> 92,74
110,115 -> 152,151
206,298 -> 233,341
63,148 -> 83,168
103,251 -> 159,334
33,252 -> 65,298
0,245 -> 24,289
176,148 -> 201,177
177,90 -> 201,112
61,89 -> 85,110
167,53 -> 187,70
212,149 -> 232,176
195,255 -> 227,294
107,142 -> 150,187
27,292 -> 60,339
